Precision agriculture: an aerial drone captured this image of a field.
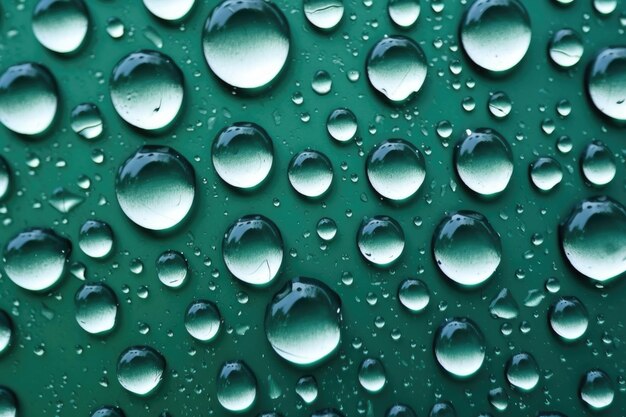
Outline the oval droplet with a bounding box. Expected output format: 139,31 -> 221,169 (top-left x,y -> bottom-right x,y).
75,282 -> 118,335
185,300 -> 221,342
32,0 -> 89,54
90,406 -> 125,417
549,296 -> 588,341
303,0 -> 344,31
388,0 -> 421,28
505,352 -> 540,392
316,217 -> 338,241
0,387 -> 17,417
288,150 -> 334,198
143,0 -> 195,21
398,278 -> 430,313
70,103 -> 103,140
434,317 -> 486,378
78,220 -> 114,259
580,369 -> 614,410
357,216 -> 405,267
587,47 -> 626,121
548,28 -> 583,68
529,157 -> 563,192
386,404 -> 417,417
117,346 -> 166,396
0,156 -> 10,201
216,361 -> 257,412
580,141 -> 616,186
358,358 -> 387,393
327,108 -> 357,143
156,250 -> 189,288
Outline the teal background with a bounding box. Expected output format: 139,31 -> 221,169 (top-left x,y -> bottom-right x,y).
0,0 -> 625,416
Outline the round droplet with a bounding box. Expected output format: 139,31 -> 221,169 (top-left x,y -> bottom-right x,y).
460,0 -> 531,72
366,36 -> 428,102
295,376 -> 318,404
304,0 -> 344,30
549,296 -> 588,341
143,0 -> 195,21
594,0 -> 617,14
432,211 -> 501,287
530,157 -> 563,192
110,50 -> 184,130
588,48 -> 626,121
488,91 -> 512,118
388,0 -> 420,28
75,282 -> 118,335
288,150 -> 333,198
117,346 -> 165,396
386,404 -> 417,417
212,122 -> 274,190
505,352 -> 540,392
549,28 -> 583,68
0,387 -> 17,417
0,156 -> 10,201
106,17 -> 124,38
317,217 -> 338,241
78,220 -> 113,259
2,228 -> 71,291
70,103 -> 103,140
223,215 -> 283,286
358,358 -> 387,393
90,406 -> 125,417
312,70 -> 332,95
581,141 -> 616,186
217,361 -> 257,412
580,369 -> 614,410
202,0 -> 290,90
185,300 -> 221,342
434,317 -> 486,378
115,145 -> 195,231
398,279 -> 430,313
0,63 -> 58,135
327,108 -> 357,143
265,277 -> 342,366
366,139 -> 426,201
156,250 -> 189,288
0,311 -> 13,355
357,216 -> 405,267
32,0 -> 89,54
560,196 -> 626,283
429,402 -> 457,417
454,128 -> 513,196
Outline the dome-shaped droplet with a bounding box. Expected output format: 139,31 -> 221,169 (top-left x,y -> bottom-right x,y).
560,196 -> 626,283
432,211 -> 501,287
587,48 -> 626,121
110,50 -> 184,130
357,216 -> 405,267
265,277 -> 342,367
388,0 -> 420,28
317,217 -> 338,241
312,70 -> 332,95
580,141 -> 616,186
398,278 -> 430,313
434,317 -> 486,378
115,146 -> 195,231
548,28 -> 583,68
549,296 -> 588,341
429,402 -> 457,417
90,406 -> 125,417
580,369 -> 614,410
202,0 -> 290,90
78,220 -> 113,258
505,352 -> 540,392
185,300 -> 221,342
75,282 -> 118,335
454,128 -> 513,196
0,156 -> 10,201
304,0 -> 344,30
487,91 -> 512,118
366,139 -> 426,201
366,36 -> 428,102
0,387 -> 17,417
143,0 -> 195,21
530,157 -> 563,192
0,63 -> 58,135
327,108 -> 357,143
593,0 -> 617,14
117,346 -> 165,396
70,103 -> 103,140
296,375 -> 318,404
156,250 -> 188,288
460,0 -> 531,72
217,361 -> 257,412
0,311 -> 13,355
358,358 -> 387,393
106,17 -> 124,39
488,288 -> 519,319
288,150 -> 334,198
223,215 -> 283,286
32,0 -> 89,54
311,409 -> 344,417
386,404 -> 417,417
212,122 -> 274,190
2,228 -> 71,291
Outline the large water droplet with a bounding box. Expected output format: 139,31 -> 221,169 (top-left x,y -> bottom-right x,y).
530,157 -> 563,192
202,0 -> 290,90
0,63 -> 58,135
548,28 -> 583,68
580,369 -> 614,410
156,250 -> 189,288
78,220 -> 114,259
115,145 -> 196,231
143,0 -> 195,21
505,352 -> 540,392
429,402 -> 457,417
288,150 -> 334,198
117,346 -> 165,396
75,282 -> 118,335
434,317 -> 486,378
265,277 -> 342,367
0,387 -> 17,417
70,103 -> 103,140
388,0 -> 420,28
216,361 -> 257,412
185,300 -> 221,342
366,36 -> 428,102
580,141 -> 616,186
0,311 -> 13,355
549,296 -> 588,341
32,0 -> 89,54
110,50 -> 184,131
223,215 -> 283,286
358,358 -> 387,393
357,216 -> 405,267
460,0 -> 531,72
587,47 -> 626,121
398,278 -> 430,313
303,0 -> 344,30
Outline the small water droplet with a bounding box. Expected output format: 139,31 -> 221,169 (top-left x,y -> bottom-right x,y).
75,282 -> 118,335
506,352 -> 540,392
70,103 -> 103,140
79,220 -> 114,259
529,157 -> 563,192
156,250 -> 189,288
117,346 -> 166,396
303,0 -> 344,30
288,150 -> 334,198
185,300 -> 221,342
549,296 -> 588,341
434,317 -> 486,378
217,361 -> 257,412
548,28 -> 583,68
357,216 -> 405,267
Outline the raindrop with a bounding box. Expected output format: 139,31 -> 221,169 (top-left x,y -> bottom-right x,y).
398,279 -> 430,313
434,317 -> 486,378
32,0 -> 89,54
0,311 -> 13,355
580,369 -> 614,410
548,28 -> 583,68
288,150 -> 334,198
0,156 -> 10,200
0,387 -> 17,417
70,103 -> 103,140
357,215 -> 405,267
185,300 -> 221,342
156,250 -> 189,288
317,217 -> 338,241
106,17 -> 124,38
75,282 -> 118,335
549,296 -> 588,341
117,346 -> 166,396
487,91 -> 512,118
358,358 -> 387,393
312,70 -> 332,95
580,141 -> 616,186
90,406 -> 125,417
587,47 -> 626,121
327,108 -> 357,142
303,0 -> 344,31
296,375 -> 318,404
386,404 -> 417,417
78,220 -> 113,259
143,0 -> 195,21
505,352 -> 540,392
217,361 -> 257,412
529,157 -> 563,192
488,288 -> 519,319
388,0 -> 420,28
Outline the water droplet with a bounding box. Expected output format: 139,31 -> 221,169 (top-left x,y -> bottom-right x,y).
488,387 -> 508,411
90,406 -> 125,417
366,139 -> 426,201
560,196 -> 626,283
106,17 -> 125,38
529,157 -> 563,192
223,215 -> 283,286
288,150 -> 334,198
434,317 -> 486,378
0,156 -> 10,200
548,28 -> 583,68
487,91 -> 512,118
460,0 -> 531,72
117,346 -> 166,396
588,47 -> 626,121
312,409 -> 344,417
357,216 -> 405,267
303,0 -> 344,31
203,0 -> 290,90
75,282 -> 118,335
358,358 -> 387,393
185,300 -> 221,342
156,250 -> 189,288
70,103 -> 103,140
295,375 -> 318,404
388,0 -> 420,28
327,108 -> 357,142
580,141 -> 616,186
366,36 -> 428,102
312,70 -> 332,95
110,50 -> 184,130
3,228 -> 71,291
115,145 -> 196,231
0,63 -> 58,135
488,288 -> 519,319
0,387 -> 17,417
78,220 -> 114,259
593,0 -> 617,14
0,311 -> 13,355
317,217 -> 338,241
429,402 -> 457,417
386,404 -> 417,417
48,187 -> 84,213
212,122 -> 274,190
143,0 -> 195,21
32,0 -> 89,54
505,352 -> 540,392
549,296 -> 588,341
217,360 -> 257,412
398,279 -> 430,313
265,277 -> 342,366
580,369 -> 614,410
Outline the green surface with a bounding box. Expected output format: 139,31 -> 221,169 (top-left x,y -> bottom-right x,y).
0,0 -> 625,416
